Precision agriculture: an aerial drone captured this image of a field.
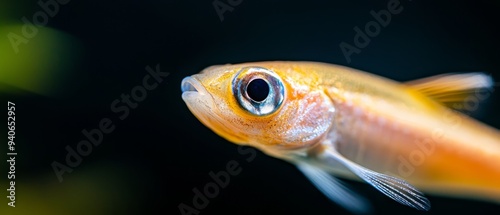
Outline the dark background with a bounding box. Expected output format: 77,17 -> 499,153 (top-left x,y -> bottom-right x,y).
1,0 -> 499,214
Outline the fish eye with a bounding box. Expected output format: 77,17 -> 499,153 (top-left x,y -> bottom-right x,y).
247,79 -> 269,102
232,67 -> 285,116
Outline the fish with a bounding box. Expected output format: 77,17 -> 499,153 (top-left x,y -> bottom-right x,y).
180,61 -> 500,213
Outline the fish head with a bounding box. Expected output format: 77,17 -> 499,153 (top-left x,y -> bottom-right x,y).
181,62 -> 335,152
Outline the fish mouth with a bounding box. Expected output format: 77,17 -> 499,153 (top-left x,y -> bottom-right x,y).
181,75 -> 217,122
181,75 -> 217,113
181,76 -> 207,95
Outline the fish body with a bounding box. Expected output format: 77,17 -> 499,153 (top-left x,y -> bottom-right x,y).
181,61 -> 500,212
305,62 -> 500,199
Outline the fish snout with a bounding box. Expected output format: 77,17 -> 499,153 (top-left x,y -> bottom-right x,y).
181,76 -> 207,95
181,75 -> 216,112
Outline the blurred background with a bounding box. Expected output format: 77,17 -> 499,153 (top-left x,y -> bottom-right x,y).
1,0 -> 499,214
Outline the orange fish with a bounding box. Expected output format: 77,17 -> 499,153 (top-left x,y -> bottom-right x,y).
181,61 -> 500,213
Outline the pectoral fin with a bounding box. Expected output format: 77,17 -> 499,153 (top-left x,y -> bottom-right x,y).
324,148 -> 431,211
405,73 -> 493,111
297,163 -> 372,214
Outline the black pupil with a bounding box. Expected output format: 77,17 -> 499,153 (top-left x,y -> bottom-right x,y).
247,79 -> 269,102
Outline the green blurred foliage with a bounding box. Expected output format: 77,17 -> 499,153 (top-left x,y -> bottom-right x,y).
0,164 -> 134,215
0,25 -> 80,97
0,1 -> 81,97
0,2 -> 132,215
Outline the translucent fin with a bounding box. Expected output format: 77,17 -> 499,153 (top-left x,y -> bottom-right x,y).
324,149 -> 431,211
405,73 -> 493,111
297,163 -> 372,214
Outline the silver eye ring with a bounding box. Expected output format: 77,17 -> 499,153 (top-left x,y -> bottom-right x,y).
232,67 -> 285,116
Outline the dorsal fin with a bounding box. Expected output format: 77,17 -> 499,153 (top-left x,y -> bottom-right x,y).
405,73 -> 494,111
